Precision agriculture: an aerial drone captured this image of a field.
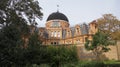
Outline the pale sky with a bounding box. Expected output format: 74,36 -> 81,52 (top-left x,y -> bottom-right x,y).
37,0 -> 120,27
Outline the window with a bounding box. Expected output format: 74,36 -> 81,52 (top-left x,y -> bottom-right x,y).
67,31 -> 71,37
85,37 -> 88,41
51,42 -> 58,45
54,31 -> 57,37
54,42 -> 56,45
58,31 -> 60,37
77,40 -> 80,44
51,31 -> 53,37
77,28 -> 79,33
51,20 -> 60,27
51,42 -> 53,45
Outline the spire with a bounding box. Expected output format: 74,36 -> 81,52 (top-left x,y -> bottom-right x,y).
57,5 -> 59,12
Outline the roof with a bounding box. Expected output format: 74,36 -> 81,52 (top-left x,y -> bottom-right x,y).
47,11 -> 69,22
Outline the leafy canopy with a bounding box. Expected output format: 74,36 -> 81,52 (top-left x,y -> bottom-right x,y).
0,0 -> 43,26
0,0 -> 43,66
97,14 -> 120,40
85,31 -> 116,60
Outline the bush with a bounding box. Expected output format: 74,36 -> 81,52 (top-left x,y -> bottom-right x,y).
104,60 -> 120,67
46,45 -> 78,67
77,61 -> 104,67
76,61 -> 120,67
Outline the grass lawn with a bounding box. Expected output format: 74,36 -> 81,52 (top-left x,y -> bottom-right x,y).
32,60 -> 120,67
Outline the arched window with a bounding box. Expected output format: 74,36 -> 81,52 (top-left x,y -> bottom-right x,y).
51,42 -> 53,45
68,31 -> 70,35
51,31 -> 53,37
58,31 -> 60,37
54,31 -> 57,37
77,28 -> 79,33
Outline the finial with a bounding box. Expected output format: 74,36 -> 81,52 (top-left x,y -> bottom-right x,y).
57,5 -> 59,12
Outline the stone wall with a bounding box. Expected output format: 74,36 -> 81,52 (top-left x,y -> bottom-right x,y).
77,45 -> 96,60
77,41 -> 120,60
104,41 -> 120,60
117,41 -> 120,60
103,46 -> 118,60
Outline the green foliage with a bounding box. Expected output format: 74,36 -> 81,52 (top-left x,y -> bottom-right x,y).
0,0 -> 43,26
24,33 -> 47,65
64,61 -> 120,67
46,46 -> 78,67
0,0 -> 43,66
85,31 -> 116,60
0,25 -> 25,66
0,26 -> 78,67
28,32 -> 42,48
77,61 -> 104,67
104,60 -> 120,64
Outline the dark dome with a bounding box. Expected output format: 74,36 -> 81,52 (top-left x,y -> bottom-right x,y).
47,12 -> 69,22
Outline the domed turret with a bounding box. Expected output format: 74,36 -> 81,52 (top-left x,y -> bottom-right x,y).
47,11 -> 69,22
46,11 -> 69,28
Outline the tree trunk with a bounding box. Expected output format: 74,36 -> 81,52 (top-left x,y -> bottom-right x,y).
93,49 -> 101,61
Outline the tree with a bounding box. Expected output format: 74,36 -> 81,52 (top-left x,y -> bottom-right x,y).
47,46 -> 78,67
0,0 -> 43,66
97,14 -> 120,40
0,0 -> 43,26
24,32 -> 45,65
0,0 -> 43,37
85,31 -> 115,61
0,25 -> 25,66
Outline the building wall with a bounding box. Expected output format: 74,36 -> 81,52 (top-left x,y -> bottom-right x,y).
103,46 -> 118,60
39,20 -> 97,45
77,44 -> 120,60
117,41 -> 120,60
38,20 -> 120,60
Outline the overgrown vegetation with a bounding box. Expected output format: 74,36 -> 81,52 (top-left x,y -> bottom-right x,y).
85,31 -> 116,61
46,45 -> 78,67
0,27 -> 78,66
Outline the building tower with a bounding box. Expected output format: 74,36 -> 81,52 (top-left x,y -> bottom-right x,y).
45,11 -> 69,45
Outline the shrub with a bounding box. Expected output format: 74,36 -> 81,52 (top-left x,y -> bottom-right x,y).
77,61 -> 104,67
